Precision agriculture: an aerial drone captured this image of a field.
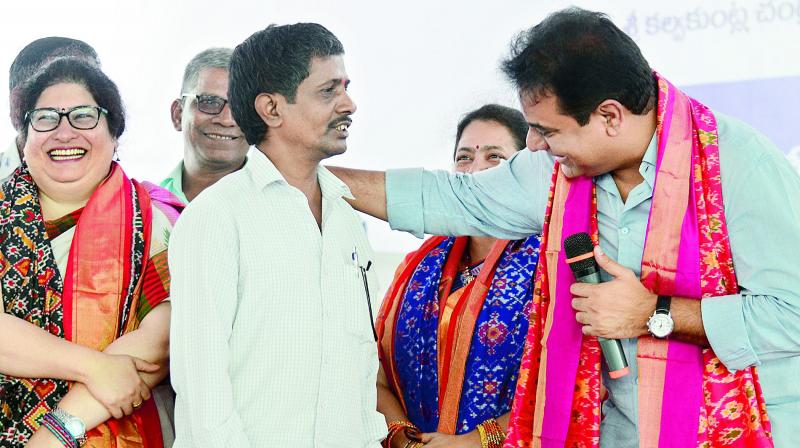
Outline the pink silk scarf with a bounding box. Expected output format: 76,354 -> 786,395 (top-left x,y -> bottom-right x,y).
504,74 -> 772,448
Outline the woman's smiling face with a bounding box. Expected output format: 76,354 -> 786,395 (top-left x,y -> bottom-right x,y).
23,82 -> 115,198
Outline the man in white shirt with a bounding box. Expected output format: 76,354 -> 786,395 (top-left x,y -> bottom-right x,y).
169,23 -> 386,447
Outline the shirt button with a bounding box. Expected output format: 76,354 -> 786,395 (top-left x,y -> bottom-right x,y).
619,227 -> 630,235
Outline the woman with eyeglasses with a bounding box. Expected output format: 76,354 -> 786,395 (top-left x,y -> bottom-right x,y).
0,57 -> 182,447
376,105 -> 542,448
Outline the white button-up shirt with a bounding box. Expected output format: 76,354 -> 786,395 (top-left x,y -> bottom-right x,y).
170,147 -> 386,447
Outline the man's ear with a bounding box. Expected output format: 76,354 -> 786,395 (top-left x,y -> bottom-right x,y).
255,92 -> 282,128
170,99 -> 183,131
595,100 -> 625,137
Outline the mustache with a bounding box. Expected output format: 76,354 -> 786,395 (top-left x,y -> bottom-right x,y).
328,115 -> 353,128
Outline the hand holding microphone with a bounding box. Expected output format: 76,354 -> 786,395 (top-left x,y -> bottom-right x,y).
564,232 -> 632,378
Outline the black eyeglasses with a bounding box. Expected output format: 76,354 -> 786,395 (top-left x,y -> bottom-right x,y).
182,93 -> 229,115
25,105 -> 108,132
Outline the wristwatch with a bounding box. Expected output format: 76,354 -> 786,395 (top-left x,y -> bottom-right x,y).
646,295 -> 674,338
51,407 -> 87,446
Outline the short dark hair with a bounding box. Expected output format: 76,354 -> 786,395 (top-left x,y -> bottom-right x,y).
502,7 -> 656,126
454,104 -> 528,158
9,37 -> 99,93
14,58 -> 125,145
9,37 -> 100,131
229,23 -> 344,145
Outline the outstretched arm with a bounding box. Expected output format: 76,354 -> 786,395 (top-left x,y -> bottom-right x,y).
330,149 -> 552,239
327,167 -> 388,220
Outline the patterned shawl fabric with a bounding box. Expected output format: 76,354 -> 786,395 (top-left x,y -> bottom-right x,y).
504,74 -> 773,448
377,234 -> 540,434
0,162 -> 178,447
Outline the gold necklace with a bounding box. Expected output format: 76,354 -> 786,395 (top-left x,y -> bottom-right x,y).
461,265 -> 476,284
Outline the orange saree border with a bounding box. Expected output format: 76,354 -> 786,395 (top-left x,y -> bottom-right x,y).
61,164 -> 162,448
437,239 -> 509,434
377,236 -> 448,415
377,234 -> 516,434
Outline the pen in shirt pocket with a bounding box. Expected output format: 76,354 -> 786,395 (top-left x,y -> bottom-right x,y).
352,246 -> 377,341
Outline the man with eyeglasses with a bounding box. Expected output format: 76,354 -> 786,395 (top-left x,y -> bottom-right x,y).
161,47 -> 249,204
3,37 -> 100,181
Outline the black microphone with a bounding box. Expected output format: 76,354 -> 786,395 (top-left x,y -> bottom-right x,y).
564,232 -> 630,379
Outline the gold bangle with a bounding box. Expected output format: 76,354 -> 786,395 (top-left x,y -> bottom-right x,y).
477,418 -> 505,448
385,420 -> 418,448
477,422 -> 489,448
387,420 -> 417,434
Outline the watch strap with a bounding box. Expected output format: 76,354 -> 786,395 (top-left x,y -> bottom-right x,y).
655,295 -> 671,314
50,407 -> 86,444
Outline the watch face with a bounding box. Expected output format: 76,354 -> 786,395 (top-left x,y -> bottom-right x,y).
648,314 -> 674,338
64,419 -> 85,436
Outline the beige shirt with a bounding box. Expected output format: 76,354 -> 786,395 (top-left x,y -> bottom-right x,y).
169,148 -> 386,447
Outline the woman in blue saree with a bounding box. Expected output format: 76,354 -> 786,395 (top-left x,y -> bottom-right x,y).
376,104 -> 542,448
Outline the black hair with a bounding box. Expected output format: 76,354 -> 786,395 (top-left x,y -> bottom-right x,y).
9,37 -> 100,132
9,37 -> 99,92
454,104 -> 528,158
14,57 -> 125,145
502,7 -> 656,125
229,23 -> 344,145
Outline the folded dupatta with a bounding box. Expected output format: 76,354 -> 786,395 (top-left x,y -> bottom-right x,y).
0,162 -> 181,447
377,234 -> 540,434
504,74 -> 772,448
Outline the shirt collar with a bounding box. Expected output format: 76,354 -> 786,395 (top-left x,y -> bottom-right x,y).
640,131 -> 658,189
595,132 -> 658,195
247,146 -> 354,200
160,161 -> 189,204
246,146 -> 285,189
318,164 -> 355,200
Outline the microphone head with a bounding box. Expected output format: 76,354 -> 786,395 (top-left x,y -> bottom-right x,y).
564,232 -> 596,273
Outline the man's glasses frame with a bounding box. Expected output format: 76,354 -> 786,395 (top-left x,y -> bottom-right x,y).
181,93 -> 229,115
25,105 -> 108,132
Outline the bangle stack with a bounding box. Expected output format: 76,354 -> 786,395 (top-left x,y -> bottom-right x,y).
476,418 -> 505,448
40,412 -> 80,448
402,441 -> 425,448
383,420 -> 420,448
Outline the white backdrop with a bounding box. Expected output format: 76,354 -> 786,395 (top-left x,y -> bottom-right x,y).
2,0 -> 799,287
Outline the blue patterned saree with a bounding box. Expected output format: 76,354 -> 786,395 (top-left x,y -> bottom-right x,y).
376,234 -> 540,434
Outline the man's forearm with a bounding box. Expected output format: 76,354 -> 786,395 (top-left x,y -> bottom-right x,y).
327,166 -> 388,220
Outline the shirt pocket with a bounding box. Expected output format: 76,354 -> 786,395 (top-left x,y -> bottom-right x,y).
329,261 -> 381,415
334,261 -> 379,345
